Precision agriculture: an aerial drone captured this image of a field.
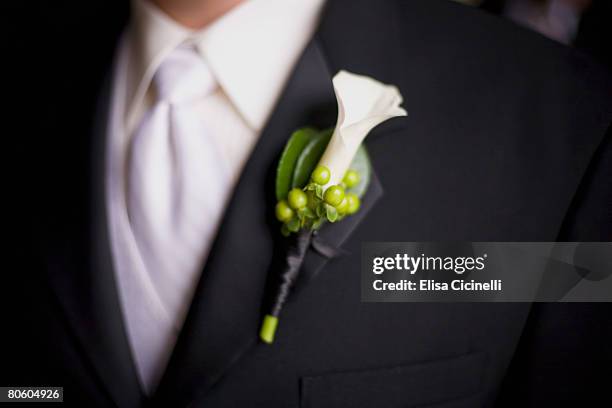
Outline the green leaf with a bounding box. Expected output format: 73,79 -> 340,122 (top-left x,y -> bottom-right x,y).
281,224 -> 291,237
287,218 -> 301,232
326,204 -> 338,222
275,128 -> 318,200
291,128 -> 333,190
316,202 -> 327,218
299,207 -> 316,219
311,218 -> 325,230
276,125 -> 372,205
347,146 -> 372,198
315,184 -> 323,199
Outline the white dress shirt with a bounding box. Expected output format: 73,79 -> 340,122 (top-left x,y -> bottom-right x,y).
106,0 -> 324,394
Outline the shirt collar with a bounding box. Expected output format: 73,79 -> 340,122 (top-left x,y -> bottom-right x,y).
128,0 -> 325,132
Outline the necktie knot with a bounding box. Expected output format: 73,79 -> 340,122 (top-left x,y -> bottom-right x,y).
154,46 -> 216,104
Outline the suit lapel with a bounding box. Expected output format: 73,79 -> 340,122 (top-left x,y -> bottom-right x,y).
296,172 -> 384,291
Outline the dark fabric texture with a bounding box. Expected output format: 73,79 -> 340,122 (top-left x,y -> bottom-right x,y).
3,0 -> 612,407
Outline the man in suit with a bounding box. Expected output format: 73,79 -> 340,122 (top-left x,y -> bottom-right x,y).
4,0 -> 611,407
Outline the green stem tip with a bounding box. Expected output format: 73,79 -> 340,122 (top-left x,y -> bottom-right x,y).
259,315 -> 279,344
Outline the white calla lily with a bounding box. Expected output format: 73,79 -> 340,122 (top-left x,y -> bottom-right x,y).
318,70 -> 407,189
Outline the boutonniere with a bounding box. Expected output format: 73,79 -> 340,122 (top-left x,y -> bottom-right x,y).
260,70 -> 407,344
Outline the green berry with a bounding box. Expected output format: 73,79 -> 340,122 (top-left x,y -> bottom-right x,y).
324,185 -> 345,207
311,165 -> 331,185
275,200 -> 294,222
346,193 -> 361,214
288,188 -> 308,209
336,197 -> 349,214
343,170 -> 360,188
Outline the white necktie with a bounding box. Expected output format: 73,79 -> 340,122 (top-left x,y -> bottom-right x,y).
126,46 -> 229,386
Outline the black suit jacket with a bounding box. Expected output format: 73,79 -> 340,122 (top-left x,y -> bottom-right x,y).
4,0 -> 612,407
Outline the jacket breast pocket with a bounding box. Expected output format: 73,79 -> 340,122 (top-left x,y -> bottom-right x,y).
300,352 -> 486,408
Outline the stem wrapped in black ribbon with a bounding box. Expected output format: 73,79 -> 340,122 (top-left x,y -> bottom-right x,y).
259,230 -> 347,344
260,230 -> 312,344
